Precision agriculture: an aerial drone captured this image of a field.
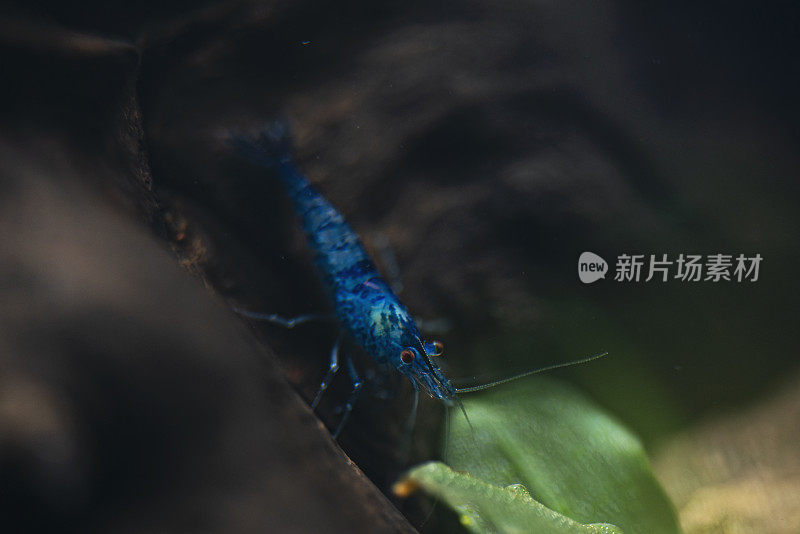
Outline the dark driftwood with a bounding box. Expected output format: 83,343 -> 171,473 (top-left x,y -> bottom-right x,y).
0,12 -> 415,534
0,161 -> 416,534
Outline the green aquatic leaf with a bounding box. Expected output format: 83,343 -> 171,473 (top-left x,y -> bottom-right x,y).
398,462 -> 623,534
437,377 -> 681,534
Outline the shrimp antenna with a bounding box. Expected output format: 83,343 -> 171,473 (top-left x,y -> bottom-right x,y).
452,394 -> 480,453
455,351 -> 608,394
453,396 -> 475,432
418,403 -> 452,528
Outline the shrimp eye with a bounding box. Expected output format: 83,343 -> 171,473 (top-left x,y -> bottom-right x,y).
423,340 -> 444,357
400,349 -> 415,364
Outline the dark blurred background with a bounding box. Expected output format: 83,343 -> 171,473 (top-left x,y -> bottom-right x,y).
2,1 -> 799,532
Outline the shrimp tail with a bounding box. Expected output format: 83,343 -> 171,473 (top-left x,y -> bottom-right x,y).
229,119 -> 378,299
228,119 -> 310,197
228,120 -> 293,169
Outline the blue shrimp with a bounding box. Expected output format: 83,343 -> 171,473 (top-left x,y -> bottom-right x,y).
229,122 -> 605,438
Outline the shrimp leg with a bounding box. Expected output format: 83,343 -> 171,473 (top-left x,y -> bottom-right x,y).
311,332 -> 343,409
398,386 -> 420,459
233,308 -> 335,328
333,356 -> 363,439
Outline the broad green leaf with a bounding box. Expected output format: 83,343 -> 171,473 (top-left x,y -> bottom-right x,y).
398,462 -> 623,534
440,377 -> 680,534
